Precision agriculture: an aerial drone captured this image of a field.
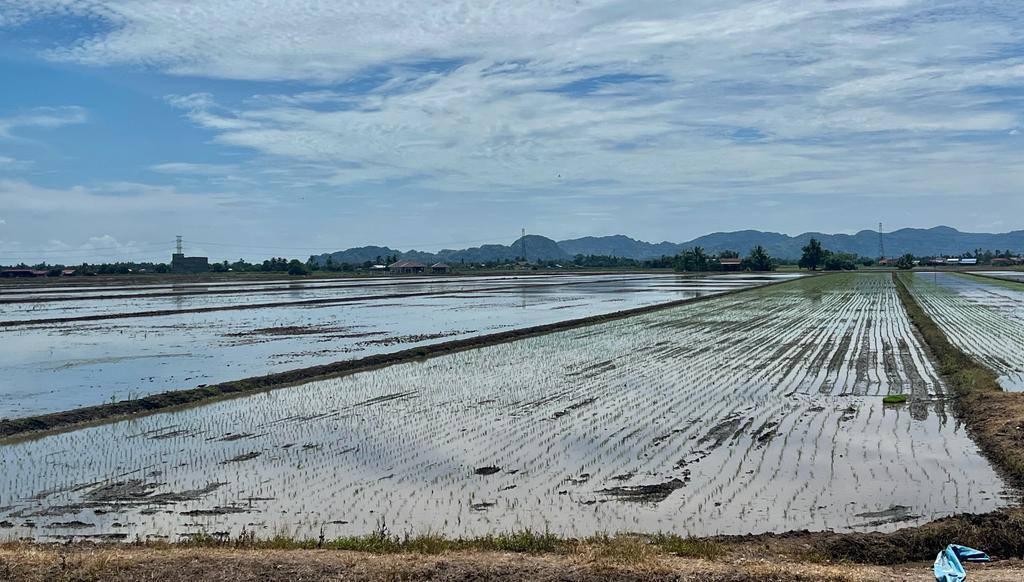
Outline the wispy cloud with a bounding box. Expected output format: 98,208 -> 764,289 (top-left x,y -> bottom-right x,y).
2,0 -> 1023,242
149,162 -> 237,175
0,106 -> 87,138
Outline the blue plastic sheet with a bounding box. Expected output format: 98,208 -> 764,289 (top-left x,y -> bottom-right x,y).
933,544 -> 989,582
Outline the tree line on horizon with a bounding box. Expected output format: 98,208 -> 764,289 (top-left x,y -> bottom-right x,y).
4,243 -> 1020,276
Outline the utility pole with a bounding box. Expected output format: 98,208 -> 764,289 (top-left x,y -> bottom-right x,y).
521,228 -> 527,263
175,235 -> 183,255
878,222 -> 884,261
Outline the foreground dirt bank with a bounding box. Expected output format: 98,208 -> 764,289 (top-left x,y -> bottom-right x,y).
3,544 -> 1022,582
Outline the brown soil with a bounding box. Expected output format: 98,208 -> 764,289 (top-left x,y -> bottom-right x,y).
597,478 -> 687,503
3,544 -> 1021,582
0,274 -> 805,441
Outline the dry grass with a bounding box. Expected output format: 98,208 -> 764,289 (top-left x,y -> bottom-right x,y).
4,543 -> 1012,581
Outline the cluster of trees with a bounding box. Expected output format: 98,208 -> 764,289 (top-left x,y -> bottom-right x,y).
206,258 -> 309,275
798,239 -> 874,271
886,249 -> 1020,270
798,240 -> 1023,272
0,258 -> 322,276
2,261 -> 172,275
22,241 -> 1018,279
958,249 -> 1019,262
312,254 -> 400,272
645,246 -> 774,272
571,254 -> 640,268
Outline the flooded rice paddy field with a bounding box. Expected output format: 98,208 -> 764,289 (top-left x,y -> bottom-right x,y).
0,273 -> 1012,542
906,272 -> 1024,391
0,274 -> 768,324
0,273 -> 796,418
974,271 -> 1024,284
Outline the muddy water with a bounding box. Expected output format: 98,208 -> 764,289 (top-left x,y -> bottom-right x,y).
0,273 -> 1012,541
0,273 -> 796,418
907,272 -> 1024,391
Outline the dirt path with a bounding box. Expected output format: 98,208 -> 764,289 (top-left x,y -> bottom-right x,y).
2,546 -> 1021,582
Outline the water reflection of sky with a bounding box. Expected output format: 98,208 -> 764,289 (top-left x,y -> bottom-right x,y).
0,273 -> 1010,542
909,272 -> 1024,392
0,273 -> 798,417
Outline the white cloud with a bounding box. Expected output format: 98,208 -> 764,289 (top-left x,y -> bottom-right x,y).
0,105 -> 87,138
0,156 -> 30,171
0,178 -> 254,262
0,178 -> 237,214
149,162 -> 237,175
2,0 -> 1023,236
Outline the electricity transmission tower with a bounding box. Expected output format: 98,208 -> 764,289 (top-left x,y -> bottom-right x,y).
878,223 -> 885,260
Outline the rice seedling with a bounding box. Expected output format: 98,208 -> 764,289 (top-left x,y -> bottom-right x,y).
0,273 -> 790,417
0,273 -> 1010,544
904,272 -> 1024,391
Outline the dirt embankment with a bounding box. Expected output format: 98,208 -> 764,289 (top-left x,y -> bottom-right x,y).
0,275 -> 804,440
2,543 -> 1022,582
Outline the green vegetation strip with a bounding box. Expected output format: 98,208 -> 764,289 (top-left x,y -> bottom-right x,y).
892,272 -> 1024,484
0,274 -> 807,440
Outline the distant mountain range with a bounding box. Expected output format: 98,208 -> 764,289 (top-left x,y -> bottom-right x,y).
314,226 -> 1024,264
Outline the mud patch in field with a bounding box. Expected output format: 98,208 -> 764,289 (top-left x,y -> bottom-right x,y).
597,478 -> 686,503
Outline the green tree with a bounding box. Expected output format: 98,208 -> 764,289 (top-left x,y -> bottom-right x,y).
287,259 -> 308,276
895,253 -> 916,270
799,238 -> 826,271
692,246 -> 708,271
743,245 -> 774,271
675,247 -> 710,272
823,252 -> 858,271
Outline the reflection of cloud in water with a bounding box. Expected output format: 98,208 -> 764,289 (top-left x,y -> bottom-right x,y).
1,274 -> 794,416
0,273 -> 1011,543
47,353 -> 193,370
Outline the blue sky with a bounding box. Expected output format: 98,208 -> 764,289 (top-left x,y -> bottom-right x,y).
1,0 -> 1023,263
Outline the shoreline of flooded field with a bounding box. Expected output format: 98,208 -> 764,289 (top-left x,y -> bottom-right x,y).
0,273 -> 1014,542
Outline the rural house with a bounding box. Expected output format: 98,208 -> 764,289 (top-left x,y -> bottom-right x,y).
718,258 -> 742,271
388,260 -> 426,273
